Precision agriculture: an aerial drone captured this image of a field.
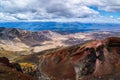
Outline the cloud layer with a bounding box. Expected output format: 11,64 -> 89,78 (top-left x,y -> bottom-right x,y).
0,0 -> 120,22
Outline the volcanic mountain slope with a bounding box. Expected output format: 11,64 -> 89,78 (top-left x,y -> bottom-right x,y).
0,27 -> 64,59
38,37 -> 120,80
0,27 -> 120,80
0,27 -> 54,50
15,37 -> 120,80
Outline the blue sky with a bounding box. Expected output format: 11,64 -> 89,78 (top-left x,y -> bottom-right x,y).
89,6 -> 120,18
0,0 -> 120,23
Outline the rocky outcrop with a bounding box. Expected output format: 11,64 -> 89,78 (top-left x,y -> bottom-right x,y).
0,57 -> 34,80
38,37 -> 120,80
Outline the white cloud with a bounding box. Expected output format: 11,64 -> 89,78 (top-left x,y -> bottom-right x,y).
0,0 -> 99,21
68,0 -> 103,6
100,5 -> 120,12
0,13 -> 18,21
0,0 -> 120,22
96,0 -> 120,12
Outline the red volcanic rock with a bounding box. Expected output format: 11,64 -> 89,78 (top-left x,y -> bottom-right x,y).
39,37 -> 120,80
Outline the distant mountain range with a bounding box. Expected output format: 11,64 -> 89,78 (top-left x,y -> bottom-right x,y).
0,27 -> 120,54
0,22 -> 120,33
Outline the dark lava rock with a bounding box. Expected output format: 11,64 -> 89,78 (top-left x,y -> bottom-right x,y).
0,57 -> 34,80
